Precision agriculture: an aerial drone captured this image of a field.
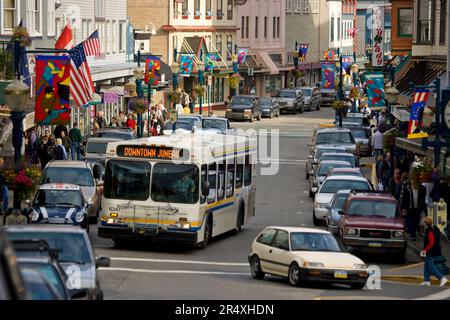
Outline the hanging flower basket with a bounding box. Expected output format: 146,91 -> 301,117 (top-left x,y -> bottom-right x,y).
229,74 -> 240,89
134,98 -> 149,114
192,84 -> 206,98
411,158 -> 433,183
382,128 -> 399,150
331,100 -> 346,111
12,26 -> 32,47
291,68 -> 305,79
167,90 -> 182,103
349,87 -> 360,99
1,164 -> 41,201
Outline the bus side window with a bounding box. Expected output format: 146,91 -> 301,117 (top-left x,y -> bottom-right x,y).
226,158 -> 235,198
208,163 -> 217,204
218,162 -> 226,200
201,164 -> 207,204
244,154 -> 252,186
236,157 -> 244,189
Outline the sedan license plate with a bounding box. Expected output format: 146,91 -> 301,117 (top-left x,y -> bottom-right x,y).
48,218 -> 66,224
334,271 -> 348,279
369,242 -> 382,248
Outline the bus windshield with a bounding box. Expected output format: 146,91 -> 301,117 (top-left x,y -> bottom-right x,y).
151,163 -> 199,204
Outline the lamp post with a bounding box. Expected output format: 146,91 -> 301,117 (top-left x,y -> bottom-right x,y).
351,63 -> 359,113
336,54 -> 344,128
231,54 -> 239,96
198,61 -> 205,115
292,52 -> 299,88
171,57 -> 180,133
133,66 -> 145,138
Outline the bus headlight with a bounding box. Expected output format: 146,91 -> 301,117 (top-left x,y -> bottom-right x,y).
31,210 -> 39,222
176,222 -> 191,229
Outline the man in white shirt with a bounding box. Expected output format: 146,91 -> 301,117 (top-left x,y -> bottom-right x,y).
372,129 -> 384,158
175,102 -> 184,115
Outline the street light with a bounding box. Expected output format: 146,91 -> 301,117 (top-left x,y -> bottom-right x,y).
5,79 -> 30,163
171,61 -> 180,133
133,66 -> 145,138
351,63 -> 359,113
231,54 -> 238,97
198,61 -> 205,115
292,51 -> 299,87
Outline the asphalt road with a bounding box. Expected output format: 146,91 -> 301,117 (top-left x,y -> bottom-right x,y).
89,108 -> 450,300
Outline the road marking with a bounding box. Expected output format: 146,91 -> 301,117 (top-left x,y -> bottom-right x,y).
109,257 -> 249,267
414,288 -> 450,300
99,267 -> 249,276
387,262 -> 424,273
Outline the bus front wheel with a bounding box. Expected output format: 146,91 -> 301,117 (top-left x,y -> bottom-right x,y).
196,214 -> 212,249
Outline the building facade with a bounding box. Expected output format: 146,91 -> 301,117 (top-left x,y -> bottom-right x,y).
391,0 -> 413,56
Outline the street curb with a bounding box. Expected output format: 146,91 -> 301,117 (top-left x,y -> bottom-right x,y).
381,275 -> 450,287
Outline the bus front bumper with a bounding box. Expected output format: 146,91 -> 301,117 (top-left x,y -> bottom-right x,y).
98,225 -> 198,244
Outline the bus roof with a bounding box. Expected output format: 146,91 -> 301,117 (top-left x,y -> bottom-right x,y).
105,131 -> 257,163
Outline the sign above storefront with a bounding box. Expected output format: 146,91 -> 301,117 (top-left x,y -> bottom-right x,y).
371,6 -> 384,67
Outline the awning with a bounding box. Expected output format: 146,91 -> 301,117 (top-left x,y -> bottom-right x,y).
257,50 -> 279,75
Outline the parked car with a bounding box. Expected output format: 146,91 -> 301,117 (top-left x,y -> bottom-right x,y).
337,191 -> 406,261
319,84 -> 336,107
0,229 -> 28,300
6,225 -> 110,300
309,160 -> 352,198
345,126 -> 372,157
305,146 -> 347,179
326,167 -> 364,178
313,175 -> 372,226
248,227 -> 368,289
40,161 -> 102,224
162,120 -> 197,135
93,127 -> 137,140
309,127 -> 358,156
318,152 -> 358,167
31,184 -> 90,232
225,95 -> 261,122
274,89 -> 304,114
325,190 -> 352,235
85,137 -> 121,162
295,86 -> 321,111
341,113 -> 372,129
259,97 -> 280,118
201,117 -> 232,134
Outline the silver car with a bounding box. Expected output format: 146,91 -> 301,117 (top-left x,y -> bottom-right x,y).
295,86 -> 321,111
309,160 -> 352,198
305,146 -> 347,179
274,89 -> 304,114
326,190 -> 351,234
309,127 -> 358,156
318,152 -> 358,167
6,225 -> 110,300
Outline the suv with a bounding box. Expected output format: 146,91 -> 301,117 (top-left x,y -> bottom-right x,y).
319,83 -> 336,107
40,161 -> 102,224
295,86 -> 321,111
274,89 -> 304,114
337,191 -> 406,260
309,127 -> 358,157
225,95 -> 261,122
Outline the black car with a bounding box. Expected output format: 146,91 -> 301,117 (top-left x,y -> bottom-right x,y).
225,95 -> 261,122
260,97 -> 280,118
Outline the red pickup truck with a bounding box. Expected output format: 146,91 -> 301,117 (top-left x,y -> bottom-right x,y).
337,191 -> 406,261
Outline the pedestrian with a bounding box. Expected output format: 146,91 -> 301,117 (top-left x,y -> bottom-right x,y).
375,155 -> 385,190
183,104 -> 191,114
175,101 -> 184,115
189,97 -> 194,114
126,114 -> 136,131
420,217 -> 448,287
372,128 -> 384,159
118,111 -> 127,126
381,152 -> 393,191
55,138 -> 68,160
0,157 -> 9,215
378,110 -> 387,127
400,176 -> 426,241
53,124 -> 68,139
96,111 -> 107,129
44,137 -> 57,165
4,209 -> 28,225
388,168 -> 403,200
69,122 -> 83,160
61,130 -> 71,157
109,116 -> 119,127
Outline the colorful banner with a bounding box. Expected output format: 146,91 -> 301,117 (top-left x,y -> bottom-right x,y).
365,73 -> 385,108
35,56 -> 71,125
237,48 -> 249,65
205,53 -> 221,72
103,92 -> 119,104
145,56 -> 161,85
323,49 -> 335,62
408,89 -> 430,139
342,55 -> 353,75
297,43 -> 309,62
372,6 -> 385,67
321,63 -> 335,89
180,54 -> 194,77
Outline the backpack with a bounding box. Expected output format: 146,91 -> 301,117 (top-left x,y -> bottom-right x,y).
46,145 -> 56,160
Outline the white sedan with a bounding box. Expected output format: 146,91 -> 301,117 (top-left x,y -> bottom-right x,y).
248,227 -> 368,289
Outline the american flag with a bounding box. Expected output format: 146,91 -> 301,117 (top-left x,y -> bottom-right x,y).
69,43 -> 94,106
408,89 -> 430,137
83,31 -> 101,57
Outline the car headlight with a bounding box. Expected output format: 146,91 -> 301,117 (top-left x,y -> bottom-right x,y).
303,262 -> 325,268
244,109 -> 252,113
226,108 -> 232,112
393,231 -> 404,238
75,211 -> 85,223
346,228 -> 358,236
353,263 -> 366,269
31,210 -> 39,222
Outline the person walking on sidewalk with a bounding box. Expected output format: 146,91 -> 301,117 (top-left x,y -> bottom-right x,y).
69,123 -> 83,160
372,128 -> 384,159
420,217 -> 448,287
400,178 -> 426,241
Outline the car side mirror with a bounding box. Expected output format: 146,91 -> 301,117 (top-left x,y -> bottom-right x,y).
338,210 -> 346,215
70,289 -> 89,300
96,255 -> 110,268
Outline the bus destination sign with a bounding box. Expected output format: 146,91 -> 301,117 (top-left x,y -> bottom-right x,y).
116,145 -> 190,160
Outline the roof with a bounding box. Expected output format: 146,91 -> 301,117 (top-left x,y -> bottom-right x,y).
318,160 -> 353,166
265,226 -> 330,234
87,137 -> 122,143
233,95 -> 257,98
320,152 -> 355,157
330,168 -> 362,173
45,161 -> 91,169
323,175 -> 369,182
315,145 -> 346,150
316,127 -> 351,133
348,192 -> 396,201
39,183 -> 81,191
4,225 -> 86,233
17,256 -> 53,265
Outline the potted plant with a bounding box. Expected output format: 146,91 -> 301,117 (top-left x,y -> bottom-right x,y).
1,164 -> 41,205
411,157 -> 433,183
191,84 -> 206,100
12,25 -> 32,47
134,98 -> 149,114
167,89 -> 181,104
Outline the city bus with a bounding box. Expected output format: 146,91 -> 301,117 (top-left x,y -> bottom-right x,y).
97,131 -> 257,249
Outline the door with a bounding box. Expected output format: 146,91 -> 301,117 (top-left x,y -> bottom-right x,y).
254,228 -> 278,273
269,230 -> 291,276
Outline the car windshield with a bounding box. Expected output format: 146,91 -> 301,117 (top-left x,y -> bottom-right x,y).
330,170 -> 362,177
318,163 -> 352,176
290,232 -> 343,252
8,232 -> 91,264
86,141 -> 108,154
276,91 -> 296,98
316,132 -> 354,144
40,168 -> 94,187
104,160 -> 151,200
320,180 -> 370,194
151,163 -> 199,204
332,194 -> 349,209
164,121 -> 193,131
301,89 -> 312,96
260,98 -> 272,106
177,117 -> 200,127
231,97 -> 253,106
34,189 -> 83,207
202,119 -> 227,132
19,262 -> 66,299
320,154 -> 355,167
95,131 -> 135,140
350,129 -> 369,139
347,200 -> 399,218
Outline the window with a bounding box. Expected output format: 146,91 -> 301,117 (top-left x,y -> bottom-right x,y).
218,162 -> 226,200
226,159 -> 235,197
417,0 -> 434,43
302,0 -> 311,13
119,22 -> 126,52
28,0 -> 42,34
277,17 -> 280,38
246,16 -> 249,38
173,0 -> 179,18
106,20 -> 112,54
41,167 -> 94,187
241,16 -> 245,38
95,0 -> 105,19
195,0 -> 201,16
227,0 -> 233,20
272,230 -> 289,250
47,0 -> 55,36
244,154 -> 252,186
3,0 -> 16,31
206,0 -> 212,18
295,0 -> 302,13
337,17 -> 340,41
104,161 -> 151,200
311,0 -> 319,13
440,0 -> 446,44
207,163 -> 217,204
331,15 -> 335,42
236,157 -> 244,189
182,0 -> 190,16
255,16 -> 258,38
256,228 -> 277,245
264,17 -> 267,38
273,17 -> 276,38
217,0 -> 223,19
216,34 -> 222,56
201,165 -> 207,204
286,0 -> 292,13
226,34 -> 232,61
